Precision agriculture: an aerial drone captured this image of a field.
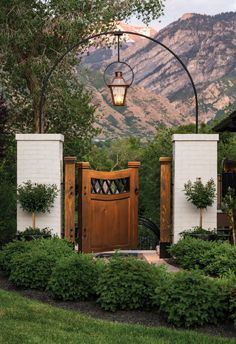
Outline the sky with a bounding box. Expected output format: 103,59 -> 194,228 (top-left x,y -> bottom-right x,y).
130,0 -> 236,29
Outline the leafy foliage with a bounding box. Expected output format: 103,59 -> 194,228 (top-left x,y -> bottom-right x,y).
8,238 -> 74,289
154,270 -> 228,327
169,237 -> 213,270
17,181 -> 58,213
96,255 -> 167,311
16,227 -> 52,240
0,240 -> 32,275
184,178 -> 216,209
10,250 -> 56,290
0,238 -> 73,278
169,237 -> 236,276
0,0 -> 164,133
222,187 -> 236,245
48,254 -> 103,301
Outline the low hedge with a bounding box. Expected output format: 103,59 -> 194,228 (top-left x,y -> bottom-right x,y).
96,255 -> 167,312
0,240 -> 33,275
0,238 -> 75,289
10,250 -> 56,289
48,254 -> 103,300
153,270 -> 228,327
169,237 -> 236,276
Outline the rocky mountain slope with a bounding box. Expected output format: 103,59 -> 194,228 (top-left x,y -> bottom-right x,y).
81,12 -> 236,138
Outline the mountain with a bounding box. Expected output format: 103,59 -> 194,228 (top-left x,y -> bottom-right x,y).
81,12 -> 236,139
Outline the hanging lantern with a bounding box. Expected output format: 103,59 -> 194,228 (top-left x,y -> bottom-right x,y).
108,71 -> 129,106
104,32 -> 134,106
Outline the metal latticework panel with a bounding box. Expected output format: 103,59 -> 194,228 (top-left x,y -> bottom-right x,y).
91,178 -> 130,194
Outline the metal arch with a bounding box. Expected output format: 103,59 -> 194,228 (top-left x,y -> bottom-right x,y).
103,61 -> 135,87
39,30 -> 199,133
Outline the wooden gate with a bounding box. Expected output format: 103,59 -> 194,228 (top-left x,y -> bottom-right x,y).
64,159 -> 140,252
77,162 -> 140,253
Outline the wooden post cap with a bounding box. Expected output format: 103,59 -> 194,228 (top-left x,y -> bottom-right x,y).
78,162 -> 90,169
128,161 -> 141,168
159,157 -> 172,162
64,156 -> 77,163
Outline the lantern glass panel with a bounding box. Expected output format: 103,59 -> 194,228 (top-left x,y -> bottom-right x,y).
111,86 -> 126,106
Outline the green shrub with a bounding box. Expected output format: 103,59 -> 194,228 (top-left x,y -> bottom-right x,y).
169,237 -> 214,270
0,182 -> 16,247
0,240 -> 32,275
10,250 -> 56,289
34,237 -> 74,259
16,227 -> 52,240
8,238 -> 74,290
48,254 -> 102,300
96,255 -> 167,312
201,243 -> 236,276
170,237 -> 236,277
154,270 -> 228,327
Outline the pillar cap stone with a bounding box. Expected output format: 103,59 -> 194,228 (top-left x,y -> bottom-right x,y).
15,134 -> 64,142
172,134 -> 219,142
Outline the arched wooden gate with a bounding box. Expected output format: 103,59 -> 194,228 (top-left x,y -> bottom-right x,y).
64,159 -> 140,253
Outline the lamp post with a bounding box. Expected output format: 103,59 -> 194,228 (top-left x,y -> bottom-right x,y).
39,30 -> 199,133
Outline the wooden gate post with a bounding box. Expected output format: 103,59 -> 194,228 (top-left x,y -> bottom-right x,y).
64,157 -> 76,242
159,157 -> 172,258
78,162 -> 90,252
128,161 -> 141,248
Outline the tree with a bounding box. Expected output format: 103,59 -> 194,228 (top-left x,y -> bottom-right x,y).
0,0 -> 165,133
17,181 -> 58,230
184,178 -> 216,228
221,187 -> 236,245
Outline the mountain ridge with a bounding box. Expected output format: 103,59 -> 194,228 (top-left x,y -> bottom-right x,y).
81,12 -> 236,139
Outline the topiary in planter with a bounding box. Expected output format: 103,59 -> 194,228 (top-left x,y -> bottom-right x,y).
184,178 -> 216,228
17,181 -> 58,230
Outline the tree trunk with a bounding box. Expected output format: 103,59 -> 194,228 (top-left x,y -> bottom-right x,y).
32,212 -> 36,230
200,208 -> 203,228
24,68 -> 42,133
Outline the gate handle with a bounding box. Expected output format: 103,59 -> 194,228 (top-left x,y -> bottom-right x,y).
83,228 -> 87,238
135,187 -> 139,195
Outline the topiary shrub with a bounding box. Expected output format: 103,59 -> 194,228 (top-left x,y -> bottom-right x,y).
17,181 -> 58,230
0,240 -> 32,275
96,255 -> 167,312
184,178 -> 216,228
9,250 -> 56,289
154,270 -> 228,327
47,254 -> 103,300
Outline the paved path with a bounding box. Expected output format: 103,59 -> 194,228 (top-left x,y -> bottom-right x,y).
94,249 -> 179,272
141,251 -> 179,272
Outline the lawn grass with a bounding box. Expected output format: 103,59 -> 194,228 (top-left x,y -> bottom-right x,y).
0,289 -> 235,344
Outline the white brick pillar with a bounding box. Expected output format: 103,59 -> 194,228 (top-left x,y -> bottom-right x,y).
172,134 -> 219,243
16,134 -> 64,236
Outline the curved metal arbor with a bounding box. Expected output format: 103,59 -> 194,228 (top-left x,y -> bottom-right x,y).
39,30 -> 199,133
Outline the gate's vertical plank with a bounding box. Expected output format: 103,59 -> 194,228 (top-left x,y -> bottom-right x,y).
128,161 -> 141,248
64,157 -> 76,242
159,157 -> 172,258
78,162 -> 90,253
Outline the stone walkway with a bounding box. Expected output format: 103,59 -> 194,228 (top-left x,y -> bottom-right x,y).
140,250 -> 179,272
94,249 -> 179,272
